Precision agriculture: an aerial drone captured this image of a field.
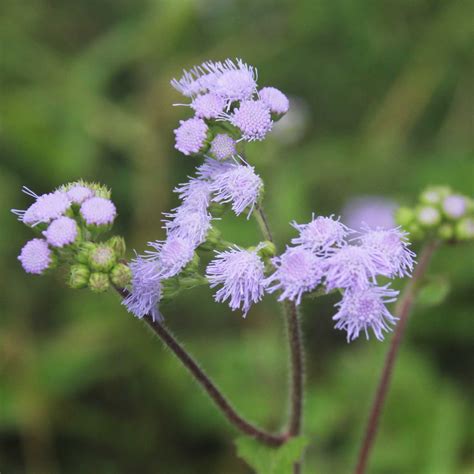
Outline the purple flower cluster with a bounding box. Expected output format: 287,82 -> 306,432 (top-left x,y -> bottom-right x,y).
266,215 -> 415,341
13,183 -> 116,275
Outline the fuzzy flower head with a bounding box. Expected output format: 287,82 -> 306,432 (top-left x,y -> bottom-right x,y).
442,195 -> 467,219
417,206 -> 441,227
259,87 -> 289,115
147,236 -> 196,279
122,257 -> 162,321
196,157 -> 234,181
333,285 -> 399,342
80,197 -> 116,226
206,246 -> 267,316
43,216 -> 78,248
66,185 -> 94,204
323,245 -> 389,292
205,59 -> 258,103
359,227 -> 415,278
265,246 -> 322,305
291,215 -> 349,254
170,67 -> 206,97
174,117 -> 208,156
227,99 -> 273,142
18,238 -> 53,274
191,92 -> 226,119
209,134 -> 237,161
343,196 -> 397,231
211,164 -> 263,217
164,205 -> 212,247
174,178 -> 212,212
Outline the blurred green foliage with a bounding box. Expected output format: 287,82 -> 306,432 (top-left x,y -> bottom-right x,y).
1,0 -> 473,472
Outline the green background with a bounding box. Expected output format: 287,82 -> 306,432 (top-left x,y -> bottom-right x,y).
1,0 -> 473,472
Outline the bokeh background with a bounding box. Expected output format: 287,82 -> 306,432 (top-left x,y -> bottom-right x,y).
1,0 -> 473,472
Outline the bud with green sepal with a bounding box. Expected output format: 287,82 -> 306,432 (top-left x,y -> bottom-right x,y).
437,223 -> 454,241
110,263 -> 132,288
68,264 -> 91,289
419,186 -> 451,205
89,272 -> 110,293
75,242 -> 96,265
107,236 -> 126,259
257,240 -> 276,260
89,244 -> 117,272
395,206 -> 415,228
416,206 -> 441,228
455,217 -> 474,241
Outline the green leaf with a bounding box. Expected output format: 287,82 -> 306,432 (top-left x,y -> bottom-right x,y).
417,277 -> 450,307
235,436 -> 309,474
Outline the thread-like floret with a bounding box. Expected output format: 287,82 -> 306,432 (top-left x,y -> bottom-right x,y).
80,197 -> 116,226
333,285 -> 399,342
164,206 -> 212,247
228,100 -> 273,141
174,178 -> 212,212
259,87 -> 289,115
206,246 -> 267,316
43,216 -> 78,248
265,246 -> 322,305
174,117 -> 208,156
18,238 -> 52,274
209,134 -> 237,161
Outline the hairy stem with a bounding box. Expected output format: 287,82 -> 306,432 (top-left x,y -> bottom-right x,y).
254,204 -> 274,242
354,240 -> 439,474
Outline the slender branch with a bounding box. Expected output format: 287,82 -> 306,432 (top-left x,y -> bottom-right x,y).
254,204 -> 274,242
354,240 -> 439,474
115,288 -> 286,446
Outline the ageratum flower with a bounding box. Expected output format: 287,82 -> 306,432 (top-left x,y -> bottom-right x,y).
210,163 -> 263,218
174,178 -> 212,212
174,117 -> 208,156
80,197 -> 116,226
342,196 -> 397,231
196,157 -> 233,181
18,238 -> 53,274
170,67 -> 206,97
163,205 -> 212,247
209,134 -> 237,161
359,227 -> 415,278
265,246 -> 322,305
206,246 -> 267,316
43,216 -> 78,248
66,184 -> 94,204
333,285 -> 399,342
191,92 -> 226,119
123,256 -> 162,321
259,87 -> 290,115
226,99 -> 273,142
291,215 -> 349,255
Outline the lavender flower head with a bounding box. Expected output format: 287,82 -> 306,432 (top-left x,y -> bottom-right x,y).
342,196 -> 396,231
442,195 -> 467,219
333,285 -> 399,342
43,216 -> 78,248
209,134 -> 237,161
227,99 -> 273,142
191,92 -> 226,119
80,197 -> 116,226
206,246 -> 267,316
18,238 -> 53,274
211,163 -> 263,217
66,185 -> 94,204
174,178 -> 212,212
265,246 -> 322,305
291,215 -> 349,255
259,87 -> 289,115
164,205 -> 212,247
170,67 -> 207,97
123,256 -> 162,321
174,117 -> 208,156
359,227 -> 415,278
147,236 -> 195,279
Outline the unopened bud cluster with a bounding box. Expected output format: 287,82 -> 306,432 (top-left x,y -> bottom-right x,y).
395,186 -> 474,242
12,181 -> 130,292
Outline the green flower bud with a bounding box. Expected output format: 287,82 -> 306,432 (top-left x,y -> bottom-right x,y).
199,226 -> 224,251
161,277 -> 181,301
89,244 -> 116,272
257,240 -> 276,259
181,253 -> 200,276
75,242 -> 97,264
455,217 -> 474,241
89,183 -> 111,199
107,236 -> 126,258
417,206 -> 441,228
395,206 -> 415,228
89,272 -> 110,293
110,263 -> 132,288
419,186 -> 451,205
437,223 -> 454,241
68,264 -> 90,289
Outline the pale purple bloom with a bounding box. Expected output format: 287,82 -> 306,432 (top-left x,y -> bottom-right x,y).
170,67 -> 206,97
259,87 -> 289,115
13,189 -> 71,226
204,58 -> 258,103
342,196 -> 397,231
18,238 -> 53,274
333,285 -> 399,342
123,256 -> 162,321
210,163 -> 263,217
226,99 -> 273,141
80,197 -> 116,226
147,236 -> 195,279
174,178 -> 212,212
164,205 -> 212,246
265,246 -> 322,305
196,157 -> 233,180
442,195 -> 467,219
209,134 -> 237,161
67,185 -> 94,204
43,216 -> 78,248
206,246 -> 267,316
174,117 -> 208,156
191,92 -> 226,119
323,245 -> 389,292
291,215 -> 349,254
359,227 -> 415,278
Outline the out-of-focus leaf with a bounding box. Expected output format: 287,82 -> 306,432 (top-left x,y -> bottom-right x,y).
417,276 -> 451,307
